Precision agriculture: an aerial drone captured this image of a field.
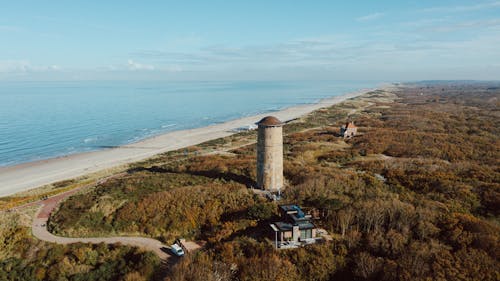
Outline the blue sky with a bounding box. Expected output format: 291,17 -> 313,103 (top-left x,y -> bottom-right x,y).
1,1 -> 499,81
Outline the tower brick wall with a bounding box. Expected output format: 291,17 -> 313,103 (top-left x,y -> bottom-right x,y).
256,116 -> 284,192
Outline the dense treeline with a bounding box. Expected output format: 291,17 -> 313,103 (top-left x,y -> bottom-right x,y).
43,84 -> 500,280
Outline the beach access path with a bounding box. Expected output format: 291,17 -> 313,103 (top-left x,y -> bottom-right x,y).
0,89 -> 374,197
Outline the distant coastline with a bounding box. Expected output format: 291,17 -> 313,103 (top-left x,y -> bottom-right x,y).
0,86 -> 385,197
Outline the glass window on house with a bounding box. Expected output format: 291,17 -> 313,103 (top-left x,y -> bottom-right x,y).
300,229 -> 312,239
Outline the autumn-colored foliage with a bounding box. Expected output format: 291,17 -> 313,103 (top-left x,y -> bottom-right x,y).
15,83 -> 499,280
0,212 -> 159,281
166,84 -> 500,281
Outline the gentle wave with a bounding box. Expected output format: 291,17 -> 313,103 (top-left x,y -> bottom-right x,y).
161,124 -> 177,128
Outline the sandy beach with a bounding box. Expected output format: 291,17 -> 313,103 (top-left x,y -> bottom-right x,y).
0,88 -> 376,197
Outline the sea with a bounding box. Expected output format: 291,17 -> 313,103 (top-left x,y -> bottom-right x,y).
0,80 -> 379,167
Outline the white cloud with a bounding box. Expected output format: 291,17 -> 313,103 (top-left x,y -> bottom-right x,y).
123,60 -> 183,72
125,23 -> 500,80
3,11 -> 500,81
0,60 -> 61,73
356,12 -> 384,22
127,59 -> 155,71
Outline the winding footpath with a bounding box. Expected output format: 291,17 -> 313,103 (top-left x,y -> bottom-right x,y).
30,188 -> 173,260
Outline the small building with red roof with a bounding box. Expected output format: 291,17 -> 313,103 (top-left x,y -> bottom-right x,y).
340,121 -> 357,138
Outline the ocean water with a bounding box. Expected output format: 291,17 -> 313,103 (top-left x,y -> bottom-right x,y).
0,80 -> 378,167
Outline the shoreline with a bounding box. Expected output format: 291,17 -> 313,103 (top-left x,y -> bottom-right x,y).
0,87 -> 381,197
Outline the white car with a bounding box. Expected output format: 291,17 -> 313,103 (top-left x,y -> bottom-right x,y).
170,244 -> 185,257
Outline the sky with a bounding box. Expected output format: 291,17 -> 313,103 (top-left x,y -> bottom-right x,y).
1,0 -> 499,81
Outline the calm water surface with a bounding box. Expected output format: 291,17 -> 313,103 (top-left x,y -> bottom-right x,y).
0,80 -> 378,166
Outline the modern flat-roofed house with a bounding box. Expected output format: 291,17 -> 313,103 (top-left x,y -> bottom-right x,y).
269,204 -> 318,248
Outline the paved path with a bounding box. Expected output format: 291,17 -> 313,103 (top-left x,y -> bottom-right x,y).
29,177 -> 203,262
32,198 -> 173,260
33,217 -> 171,259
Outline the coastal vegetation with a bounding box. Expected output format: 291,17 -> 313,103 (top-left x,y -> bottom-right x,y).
164,85 -> 499,281
1,83 -> 498,280
0,211 -> 160,281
